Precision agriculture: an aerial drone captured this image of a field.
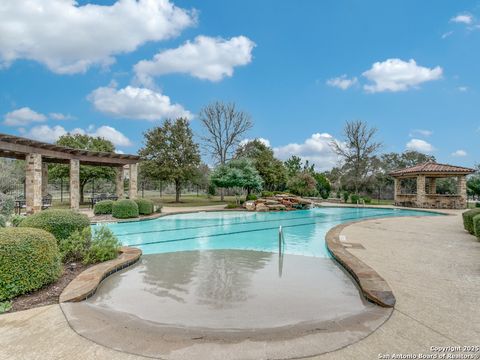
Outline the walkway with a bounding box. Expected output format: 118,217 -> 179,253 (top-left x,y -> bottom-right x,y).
1,211 -> 479,359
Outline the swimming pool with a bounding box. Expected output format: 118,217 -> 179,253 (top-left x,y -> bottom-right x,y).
99,207 -> 439,257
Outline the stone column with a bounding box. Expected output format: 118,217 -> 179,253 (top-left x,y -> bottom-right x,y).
128,163 -> 138,199
70,159 -> 80,211
393,178 -> 401,205
25,153 -> 42,214
416,175 -> 426,208
457,176 -> 467,209
428,177 -> 436,195
41,163 -> 49,196
116,166 -> 124,199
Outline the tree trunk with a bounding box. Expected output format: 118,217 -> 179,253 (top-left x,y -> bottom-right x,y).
220,188 -> 224,201
80,183 -> 85,204
175,179 -> 181,203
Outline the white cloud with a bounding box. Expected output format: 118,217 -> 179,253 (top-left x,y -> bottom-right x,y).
450,14 -> 473,24
23,125 -> 132,147
326,75 -> 358,90
4,107 -> 46,126
441,31 -> 454,39
451,149 -> 467,157
239,138 -> 271,147
406,139 -> 435,153
0,0 -> 195,74
457,86 -> 468,92
49,112 -> 74,120
410,129 -> 433,137
134,35 -> 255,85
273,133 -> 339,171
362,59 -> 443,93
88,85 -> 192,121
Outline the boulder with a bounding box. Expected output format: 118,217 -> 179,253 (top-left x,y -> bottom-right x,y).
266,204 -> 287,211
256,203 -> 269,212
265,199 -> 280,205
245,201 -> 256,211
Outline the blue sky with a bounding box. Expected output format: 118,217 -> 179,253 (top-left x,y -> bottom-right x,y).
0,0 -> 478,170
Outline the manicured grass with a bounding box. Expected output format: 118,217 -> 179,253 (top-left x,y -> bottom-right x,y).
146,194 -> 234,207
369,199 -> 394,206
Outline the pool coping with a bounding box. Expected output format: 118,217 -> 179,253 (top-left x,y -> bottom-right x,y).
59,246 -> 142,303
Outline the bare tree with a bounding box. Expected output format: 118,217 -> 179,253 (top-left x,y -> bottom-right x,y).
331,120 -> 382,194
199,101 -> 253,200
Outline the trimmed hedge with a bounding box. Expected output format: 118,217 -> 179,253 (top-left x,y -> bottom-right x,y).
462,208 -> 480,234
0,228 -> 62,301
19,209 -> 90,242
473,214 -> 480,238
94,200 -> 114,215
246,194 -> 258,201
134,199 -> 154,215
112,199 -> 139,219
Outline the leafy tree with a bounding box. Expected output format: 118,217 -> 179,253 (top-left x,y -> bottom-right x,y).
191,163 -> 211,195
312,173 -> 331,199
235,139 -> 287,191
210,158 -> 263,199
199,101 -> 253,200
49,134 -> 116,203
287,172 -> 317,197
331,120 -> 382,194
284,155 -> 302,177
0,159 -> 25,194
139,118 -> 201,202
467,165 -> 480,199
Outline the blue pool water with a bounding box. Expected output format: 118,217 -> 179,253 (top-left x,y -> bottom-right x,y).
98,207 -> 439,258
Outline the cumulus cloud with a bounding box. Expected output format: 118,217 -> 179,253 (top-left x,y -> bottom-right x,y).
239,138 -> 271,147
49,112 -> 74,120
406,139 -> 435,153
0,0 -> 195,74
362,59 -> 443,93
450,14 -> 473,24
326,75 -> 358,90
134,35 -> 255,85
23,125 -> 132,147
273,133 -> 340,171
88,85 -> 192,121
3,107 -> 46,126
451,149 -> 467,157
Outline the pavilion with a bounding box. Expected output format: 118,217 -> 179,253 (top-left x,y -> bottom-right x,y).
0,133 -> 140,213
389,161 -> 475,209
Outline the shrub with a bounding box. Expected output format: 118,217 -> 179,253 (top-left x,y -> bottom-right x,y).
287,172 -> 317,197
0,228 -> 62,301
342,192 -> 350,203
19,209 -> 90,242
0,215 -> 5,228
351,194 -> 360,204
60,227 -> 91,263
473,214 -> 480,238
476,202 -> 480,208
262,191 -> 274,197
10,215 -> 24,227
134,198 -> 154,215
246,194 -> 258,201
112,199 -> 139,219
226,203 -> 238,209
462,209 -> 480,234
0,194 -> 15,217
93,200 -> 114,215
362,196 -> 372,204
84,225 -> 121,264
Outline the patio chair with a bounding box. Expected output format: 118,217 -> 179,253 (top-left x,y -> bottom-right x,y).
42,194 -> 53,210
15,195 -> 26,215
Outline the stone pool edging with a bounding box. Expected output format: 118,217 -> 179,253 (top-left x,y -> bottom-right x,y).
326,220 -> 397,307
59,246 -> 142,303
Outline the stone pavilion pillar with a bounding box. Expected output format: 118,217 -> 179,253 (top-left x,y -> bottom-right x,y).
116,166 -> 125,199
129,163 -> 138,199
457,176 -> 467,209
416,175 -> 426,208
41,162 -> 49,196
70,159 -> 80,211
25,153 -> 42,214
428,177 -> 436,195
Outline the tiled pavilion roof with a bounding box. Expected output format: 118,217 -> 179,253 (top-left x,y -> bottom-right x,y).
389,161 -> 475,177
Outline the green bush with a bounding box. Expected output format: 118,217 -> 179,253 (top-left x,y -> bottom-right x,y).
362,196 -> 372,204
0,194 -> 15,217
342,192 -> 350,203
134,198 -> 154,215
0,228 -> 62,301
262,191 -> 274,197
93,200 -> 114,215
19,209 -> 90,242
10,215 -> 24,227
0,215 -> 6,228
84,225 -> 121,264
112,199 -> 139,219
351,194 -> 360,204
60,227 -> 91,263
473,214 -> 480,238
226,203 -> 238,209
246,194 -> 258,201
462,209 -> 480,234
476,202 -> 480,208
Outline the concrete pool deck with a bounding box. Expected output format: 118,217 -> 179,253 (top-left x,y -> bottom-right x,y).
1,210 -> 479,359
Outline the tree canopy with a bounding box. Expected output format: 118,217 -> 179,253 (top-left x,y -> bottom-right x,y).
210,158 -> 263,198
139,118 -> 201,202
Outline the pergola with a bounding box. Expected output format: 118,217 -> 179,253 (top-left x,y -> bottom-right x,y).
0,133 -> 140,213
389,161 -> 475,209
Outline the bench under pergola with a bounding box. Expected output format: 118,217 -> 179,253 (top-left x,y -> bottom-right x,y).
389,161 -> 475,209
0,133 -> 140,213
